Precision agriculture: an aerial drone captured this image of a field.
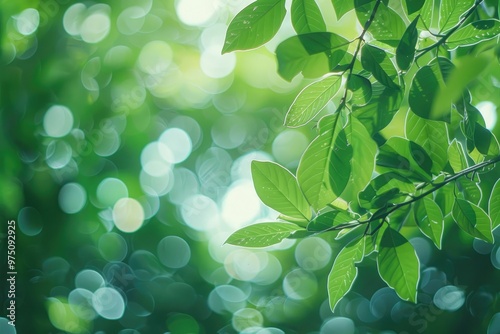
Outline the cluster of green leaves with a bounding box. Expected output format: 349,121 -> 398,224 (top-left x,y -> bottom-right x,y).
223,0 -> 500,311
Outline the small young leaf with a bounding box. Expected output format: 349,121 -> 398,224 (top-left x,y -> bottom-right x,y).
307,210 -> 355,232
447,139 -> 468,173
252,161 -> 311,222
396,16 -> 419,71
452,199 -> 493,243
405,111 -> 449,174
377,227 -> 420,303
222,0 -> 287,53
415,197 -> 444,249
285,74 -> 343,127
361,44 -> 399,89
347,74 -> 372,106
447,20 -> 500,49
276,32 -> 350,81
297,113 -> 348,210
409,57 -> 455,122
332,0 -> 354,20
439,0 -> 474,33
328,236 -> 365,311
291,0 -> 326,33
225,223 -> 303,247
489,179 -> 500,230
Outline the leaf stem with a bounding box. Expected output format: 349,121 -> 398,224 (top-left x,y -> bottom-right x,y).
415,0 -> 484,59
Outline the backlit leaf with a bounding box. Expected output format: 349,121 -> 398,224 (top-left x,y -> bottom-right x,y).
378,227 -> 420,302
489,179 -> 500,230
361,44 -> 399,89
252,161 -> 311,223
285,74 -> 343,127
291,0 -> 326,33
225,223 -> 304,247
452,198 -> 493,243
439,0 -> 474,33
396,16 -> 419,71
415,197 -> 444,249
448,19 -> 500,49
223,0 -> 286,53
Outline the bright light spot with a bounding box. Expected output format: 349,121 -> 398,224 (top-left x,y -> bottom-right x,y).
433,285 -> 465,311
157,236 -> 191,268
176,0 -> 219,26
295,237 -> 332,271
208,285 -> 247,314
169,168 -> 199,204
232,308 -> 264,332
18,207 -> 43,236
170,116 -> 202,148
43,105 -> 74,138
138,40 -> 173,75
201,47 -> 236,78
221,180 -> 261,228
0,317 -> 17,334
211,115 -> 247,149
283,269 -> 318,300
98,232 -> 128,262
476,101 -> 497,130
251,254 -> 282,285
93,129 -> 120,157
63,4 -> 86,35
231,151 -> 273,180
80,12 -> 110,43
92,287 -> 125,320
46,140 -> 72,169
59,182 -> 87,214
68,288 -> 96,320
96,178 -> 128,207
75,269 -> 105,292
140,169 -> 174,196
320,317 -> 355,334
159,128 -> 192,163
272,130 -> 309,168
181,194 -> 219,231
224,249 -> 262,281
140,141 -> 174,177
15,8 -> 39,35
112,198 -> 144,233
117,7 -> 147,35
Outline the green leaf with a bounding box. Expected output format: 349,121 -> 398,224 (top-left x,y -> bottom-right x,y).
252,161 -> 311,222
223,0 -> 287,53
435,183 -> 455,217
439,0 -> 474,33
409,57 -> 455,122
419,0 -> 434,29
285,75 -> 343,127
352,83 -> 403,135
347,74 -> 372,106
489,179 -> 500,230
297,113 -> 350,210
329,128 -> 354,198
276,32 -> 350,81
307,210 -> 355,231
225,223 -> 303,247
364,2 -> 406,46
291,0 -> 326,33
448,139 -> 469,173
339,115 -> 378,204
474,123 -> 500,157
405,111 -> 449,174
361,44 -> 399,89
405,0 -> 425,15
452,199 -> 493,243
455,178 -> 482,205
377,227 -> 420,303
328,236 -> 365,311
332,0 -> 354,20
396,16 -> 419,71
448,20 -> 500,49
415,197 -> 444,249
377,137 -> 433,182
359,172 -> 415,209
